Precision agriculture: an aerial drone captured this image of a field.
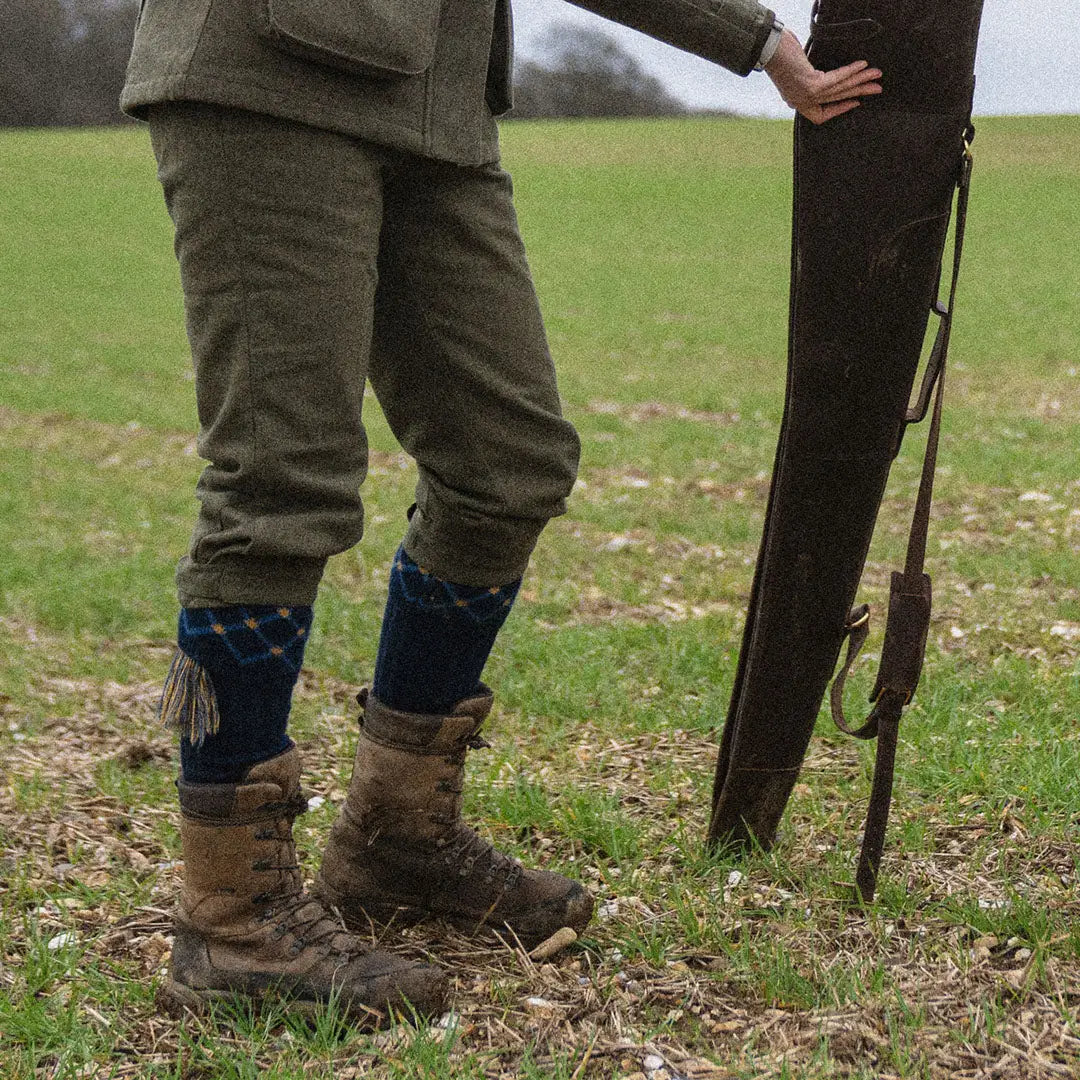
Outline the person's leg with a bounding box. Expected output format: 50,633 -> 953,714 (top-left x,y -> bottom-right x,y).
369,154 -> 580,717
368,546 -> 520,716
153,97 -> 380,777
164,603 -> 311,783
148,102 -> 445,1019
316,154 -> 591,947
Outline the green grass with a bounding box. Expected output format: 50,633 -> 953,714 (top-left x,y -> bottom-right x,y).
0,115 -> 1078,1078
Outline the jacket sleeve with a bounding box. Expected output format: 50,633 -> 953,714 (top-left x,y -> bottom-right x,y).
563,0 -> 775,77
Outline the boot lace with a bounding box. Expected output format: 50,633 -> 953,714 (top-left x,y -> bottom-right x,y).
428,733 -> 522,890
437,822 -> 524,892
251,794 -> 371,960
261,893 -> 362,959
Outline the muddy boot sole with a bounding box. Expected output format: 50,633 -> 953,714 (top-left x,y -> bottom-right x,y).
314,872 -> 591,951
156,972 -> 442,1028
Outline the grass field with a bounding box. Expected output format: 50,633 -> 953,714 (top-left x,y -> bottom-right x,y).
0,114 -> 1078,1079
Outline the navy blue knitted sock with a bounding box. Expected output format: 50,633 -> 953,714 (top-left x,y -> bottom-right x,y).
161,604 -> 313,784
372,546 -> 520,715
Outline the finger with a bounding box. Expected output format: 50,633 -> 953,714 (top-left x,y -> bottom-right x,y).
814,75 -> 880,103
818,59 -> 872,85
822,74 -> 881,101
802,98 -> 862,125
834,68 -> 882,90
836,68 -> 883,91
820,64 -> 882,92
817,99 -> 861,123
818,82 -> 882,105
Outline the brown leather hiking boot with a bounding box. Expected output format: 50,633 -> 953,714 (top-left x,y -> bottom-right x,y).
159,747 -> 448,1024
314,690 -> 593,949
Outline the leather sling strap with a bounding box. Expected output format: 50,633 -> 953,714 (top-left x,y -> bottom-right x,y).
829,131 -> 974,902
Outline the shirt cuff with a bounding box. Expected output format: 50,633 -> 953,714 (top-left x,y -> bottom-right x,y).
754,19 -> 784,71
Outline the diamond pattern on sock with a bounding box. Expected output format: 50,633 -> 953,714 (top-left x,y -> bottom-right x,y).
392,554 -> 520,624
179,606 -> 312,673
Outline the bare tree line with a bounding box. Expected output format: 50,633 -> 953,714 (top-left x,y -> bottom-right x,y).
0,0 -> 139,126
509,26 -> 691,119
0,6 -> 724,127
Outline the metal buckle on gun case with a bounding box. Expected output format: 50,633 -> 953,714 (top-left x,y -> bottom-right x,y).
871,686 -> 914,706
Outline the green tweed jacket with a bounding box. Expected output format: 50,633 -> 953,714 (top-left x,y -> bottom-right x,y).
122,0 -> 775,165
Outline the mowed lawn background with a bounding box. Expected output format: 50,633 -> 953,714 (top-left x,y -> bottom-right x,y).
0,115 -> 1077,1078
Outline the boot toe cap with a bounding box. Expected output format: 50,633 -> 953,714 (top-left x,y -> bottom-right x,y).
561,879 -> 595,934
339,954 -> 450,1021
485,872 -> 594,948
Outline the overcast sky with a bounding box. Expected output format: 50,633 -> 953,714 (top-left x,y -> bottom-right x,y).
511,0 -> 1077,117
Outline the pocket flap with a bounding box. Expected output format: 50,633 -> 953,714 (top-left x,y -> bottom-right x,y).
260,0 -> 442,77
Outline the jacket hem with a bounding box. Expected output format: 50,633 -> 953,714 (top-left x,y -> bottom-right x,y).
121,74 -> 501,166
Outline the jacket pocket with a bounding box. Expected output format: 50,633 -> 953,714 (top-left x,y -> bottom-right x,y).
255,0 -> 442,77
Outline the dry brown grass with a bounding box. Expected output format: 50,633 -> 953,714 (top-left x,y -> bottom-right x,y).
2,631 -> 1077,1079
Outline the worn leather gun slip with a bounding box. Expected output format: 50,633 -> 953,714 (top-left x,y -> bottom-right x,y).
708,0 -> 984,901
